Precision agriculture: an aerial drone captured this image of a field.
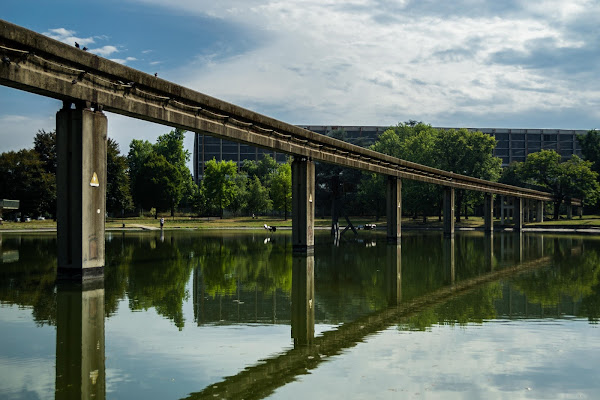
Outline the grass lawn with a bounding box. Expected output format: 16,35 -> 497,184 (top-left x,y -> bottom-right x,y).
2,214 -> 600,231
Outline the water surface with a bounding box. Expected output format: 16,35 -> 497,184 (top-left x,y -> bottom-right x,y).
1,230 -> 599,399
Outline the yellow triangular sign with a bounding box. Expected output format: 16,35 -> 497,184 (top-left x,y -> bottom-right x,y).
90,172 -> 99,187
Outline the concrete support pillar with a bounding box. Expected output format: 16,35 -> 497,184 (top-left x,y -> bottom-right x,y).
513,197 -> 523,231
55,281 -> 105,400
443,187 -> 455,237
500,195 -> 505,224
291,157 -> 315,254
536,200 -> 544,223
291,255 -> 315,347
57,103 -> 107,280
386,177 -> 402,243
385,244 -> 402,306
443,237 -> 455,285
484,193 -> 493,234
567,204 -> 573,219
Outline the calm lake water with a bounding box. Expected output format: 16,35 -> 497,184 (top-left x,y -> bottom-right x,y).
1,230 -> 599,399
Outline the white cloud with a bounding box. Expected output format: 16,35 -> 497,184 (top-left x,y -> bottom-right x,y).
109,56 -> 137,65
43,27 -> 95,47
125,0 -> 599,128
92,45 -> 120,57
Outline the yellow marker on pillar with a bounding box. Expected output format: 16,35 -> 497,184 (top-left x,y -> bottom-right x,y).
90,172 -> 99,187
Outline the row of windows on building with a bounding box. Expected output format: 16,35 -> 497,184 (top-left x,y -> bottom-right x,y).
193,126 -> 586,183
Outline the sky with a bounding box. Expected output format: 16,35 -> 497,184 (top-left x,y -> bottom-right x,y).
1,0 -> 599,158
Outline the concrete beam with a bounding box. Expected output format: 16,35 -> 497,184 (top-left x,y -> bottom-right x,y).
443,187 -> 455,237
57,104 -> 106,280
291,157 -> 315,254
386,177 -> 401,243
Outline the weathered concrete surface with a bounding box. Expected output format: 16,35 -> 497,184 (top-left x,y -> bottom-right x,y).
514,197 -> 523,232
0,19 -> 578,203
291,158 -> 315,253
386,177 -> 401,242
56,105 -> 106,279
484,193 -> 494,233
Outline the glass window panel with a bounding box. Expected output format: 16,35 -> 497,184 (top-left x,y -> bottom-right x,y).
512,141 -> 525,149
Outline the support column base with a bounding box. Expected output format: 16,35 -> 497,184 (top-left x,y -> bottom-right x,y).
386,236 -> 401,244
57,266 -> 104,282
292,245 -> 314,255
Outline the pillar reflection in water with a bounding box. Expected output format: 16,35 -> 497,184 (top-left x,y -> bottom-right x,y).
443,237 -> 455,285
485,233 -> 494,272
55,281 -> 105,400
385,244 -> 402,306
291,255 -> 314,347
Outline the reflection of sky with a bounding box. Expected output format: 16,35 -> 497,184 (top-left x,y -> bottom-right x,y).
0,305 -> 55,400
270,320 -> 600,399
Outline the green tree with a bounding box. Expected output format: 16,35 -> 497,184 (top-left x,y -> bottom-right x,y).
32,129 -> 57,217
33,129 -> 57,175
106,138 -> 133,216
127,139 -> 154,211
270,162 -> 292,219
153,129 -> 193,216
577,129 -> 600,174
370,122 -> 440,221
433,128 -> 502,221
135,153 -> 183,214
128,130 -> 194,216
240,155 -> 279,186
0,149 -> 55,217
203,159 -> 238,218
228,174 -> 248,216
520,150 -> 600,218
245,176 -> 272,216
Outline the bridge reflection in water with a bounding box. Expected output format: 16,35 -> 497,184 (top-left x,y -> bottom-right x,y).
185,234 -> 559,400
5,232 -> 590,399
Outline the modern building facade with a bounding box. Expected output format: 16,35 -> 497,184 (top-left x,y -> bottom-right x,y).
193,126 -> 587,183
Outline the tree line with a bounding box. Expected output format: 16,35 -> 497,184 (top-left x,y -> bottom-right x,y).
1,123 -> 599,220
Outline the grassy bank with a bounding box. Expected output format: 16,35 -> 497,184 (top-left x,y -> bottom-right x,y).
2,214 -> 600,231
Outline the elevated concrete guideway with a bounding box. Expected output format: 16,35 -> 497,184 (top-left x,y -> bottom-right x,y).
0,20 -> 577,274
0,20 -> 560,201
